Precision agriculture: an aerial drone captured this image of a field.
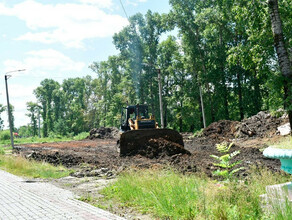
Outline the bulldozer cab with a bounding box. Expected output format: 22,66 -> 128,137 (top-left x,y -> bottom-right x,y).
120,105 -> 151,132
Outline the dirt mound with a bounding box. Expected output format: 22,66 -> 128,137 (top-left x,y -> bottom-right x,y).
135,138 -> 190,159
88,127 -> 119,139
202,111 -> 288,140
203,120 -> 239,140
120,129 -> 190,158
27,151 -> 83,167
236,111 -> 287,138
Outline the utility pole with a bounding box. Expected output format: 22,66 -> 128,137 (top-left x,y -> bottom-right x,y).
5,75 -> 14,148
38,107 -> 41,138
199,85 -> 206,128
157,69 -> 164,128
5,69 -> 25,149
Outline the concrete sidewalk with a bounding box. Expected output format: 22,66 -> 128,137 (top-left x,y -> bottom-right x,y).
0,169 -> 125,220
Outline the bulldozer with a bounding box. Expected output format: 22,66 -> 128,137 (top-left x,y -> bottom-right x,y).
119,104 -> 185,157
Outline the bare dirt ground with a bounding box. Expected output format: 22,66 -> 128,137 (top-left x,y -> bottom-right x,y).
13,111 -> 289,219
15,111 -> 286,177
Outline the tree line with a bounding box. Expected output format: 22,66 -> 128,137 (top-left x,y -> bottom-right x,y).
6,0 -> 292,137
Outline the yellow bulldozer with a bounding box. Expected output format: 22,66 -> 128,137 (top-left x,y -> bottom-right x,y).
119,104 -> 185,157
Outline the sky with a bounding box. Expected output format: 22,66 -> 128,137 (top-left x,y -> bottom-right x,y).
0,0 -> 172,128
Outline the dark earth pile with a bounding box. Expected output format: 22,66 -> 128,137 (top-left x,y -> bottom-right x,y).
88,127 -> 119,139
119,129 -> 190,158
236,111 -> 287,138
203,120 -> 239,140
130,138 -> 190,159
203,111 -> 288,140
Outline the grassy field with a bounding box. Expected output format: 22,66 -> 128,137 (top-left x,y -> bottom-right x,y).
0,131 -> 88,147
100,168 -> 292,219
0,146 -> 72,179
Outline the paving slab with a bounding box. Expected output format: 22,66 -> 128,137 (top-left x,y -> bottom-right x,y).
0,169 -> 125,220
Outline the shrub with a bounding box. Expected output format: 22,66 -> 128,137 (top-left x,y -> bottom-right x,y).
0,130 -> 11,141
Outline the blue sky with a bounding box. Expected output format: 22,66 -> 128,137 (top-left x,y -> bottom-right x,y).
0,0 -> 172,128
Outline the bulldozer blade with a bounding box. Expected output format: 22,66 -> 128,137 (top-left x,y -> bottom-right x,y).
119,128 -> 185,157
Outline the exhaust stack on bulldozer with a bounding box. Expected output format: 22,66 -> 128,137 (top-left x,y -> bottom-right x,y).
119,104 -> 187,157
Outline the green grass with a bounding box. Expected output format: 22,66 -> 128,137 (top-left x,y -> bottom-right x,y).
100,168 -> 292,219
0,146 -> 5,155
0,154 -> 72,179
270,136 -> 292,149
0,131 -> 89,147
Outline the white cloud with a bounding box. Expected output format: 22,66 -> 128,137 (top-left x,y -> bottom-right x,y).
4,49 -> 86,75
2,49 -> 88,128
0,84 -> 37,128
0,1 -> 128,48
78,0 -> 113,8
125,0 -> 147,6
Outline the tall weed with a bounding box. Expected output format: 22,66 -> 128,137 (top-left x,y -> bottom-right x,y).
101,168 -> 292,219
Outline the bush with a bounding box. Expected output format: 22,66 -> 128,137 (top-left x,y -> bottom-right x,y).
0,130 -> 11,141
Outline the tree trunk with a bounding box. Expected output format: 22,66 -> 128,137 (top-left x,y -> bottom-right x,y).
268,0 -> 292,79
268,0 -> 292,133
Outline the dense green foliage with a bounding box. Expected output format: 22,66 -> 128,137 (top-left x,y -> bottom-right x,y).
20,0 -> 292,135
101,168 -> 292,219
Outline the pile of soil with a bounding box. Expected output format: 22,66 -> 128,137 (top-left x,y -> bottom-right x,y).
133,138 -> 190,159
88,127 -> 119,139
203,120 -> 239,140
119,129 -> 190,158
27,151 -> 82,167
202,111 -> 288,140
236,111 -> 287,138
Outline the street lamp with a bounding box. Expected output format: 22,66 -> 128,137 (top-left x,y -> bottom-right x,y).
5,69 -> 26,148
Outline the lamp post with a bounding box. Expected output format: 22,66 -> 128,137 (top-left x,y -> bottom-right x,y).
5,69 -> 26,148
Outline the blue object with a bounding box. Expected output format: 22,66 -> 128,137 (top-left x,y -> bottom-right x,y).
263,147 -> 292,174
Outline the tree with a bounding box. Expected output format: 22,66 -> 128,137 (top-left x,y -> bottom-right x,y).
8,104 -> 15,132
34,79 -> 61,137
268,0 -> 292,128
113,11 -> 165,121
0,104 -> 6,130
26,102 -> 40,136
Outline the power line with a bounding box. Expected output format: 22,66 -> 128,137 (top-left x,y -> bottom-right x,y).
119,0 -> 129,21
